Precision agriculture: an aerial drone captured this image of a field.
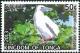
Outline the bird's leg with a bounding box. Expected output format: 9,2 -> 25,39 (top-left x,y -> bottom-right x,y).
39,35 -> 48,44
40,38 -> 45,43
40,38 -> 48,44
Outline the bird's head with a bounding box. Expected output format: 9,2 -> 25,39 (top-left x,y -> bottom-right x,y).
36,5 -> 52,12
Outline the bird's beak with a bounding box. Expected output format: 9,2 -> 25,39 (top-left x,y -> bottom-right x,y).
45,7 -> 53,12
40,6 -> 53,12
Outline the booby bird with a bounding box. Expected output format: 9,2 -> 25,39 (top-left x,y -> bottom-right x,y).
33,5 -> 59,43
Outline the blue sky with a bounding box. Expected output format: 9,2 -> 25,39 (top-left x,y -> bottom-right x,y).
55,15 -> 74,27
65,16 -> 74,26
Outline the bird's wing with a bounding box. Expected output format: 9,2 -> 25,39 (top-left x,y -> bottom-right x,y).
37,26 -> 54,40
44,16 -> 59,36
45,23 -> 56,37
37,26 -> 48,39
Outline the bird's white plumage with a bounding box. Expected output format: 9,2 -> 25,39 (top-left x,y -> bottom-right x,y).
33,5 -> 59,40
44,16 -> 59,36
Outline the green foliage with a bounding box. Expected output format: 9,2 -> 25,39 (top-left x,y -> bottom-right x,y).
45,10 -> 58,19
8,21 -> 73,49
54,26 -> 73,49
13,21 -> 36,35
8,21 -> 40,46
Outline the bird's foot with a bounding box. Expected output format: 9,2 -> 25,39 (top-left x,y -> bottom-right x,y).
40,39 -> 48,45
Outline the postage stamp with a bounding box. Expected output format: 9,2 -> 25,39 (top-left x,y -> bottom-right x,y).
1,1 -> 79,52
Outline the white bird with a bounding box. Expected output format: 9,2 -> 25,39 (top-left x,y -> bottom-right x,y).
33,5 -> 59,43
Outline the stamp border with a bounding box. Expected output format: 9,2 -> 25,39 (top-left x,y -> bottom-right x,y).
1,1 -> 79,52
